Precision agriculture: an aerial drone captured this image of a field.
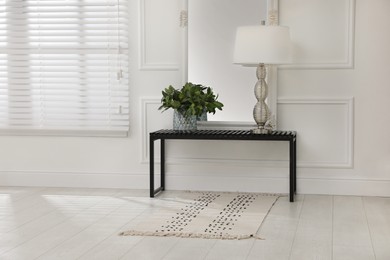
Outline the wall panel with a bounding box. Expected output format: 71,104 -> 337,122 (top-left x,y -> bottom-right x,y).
278,98 -> 354,168
279,0 -> 355,69
139,0 -> 181,70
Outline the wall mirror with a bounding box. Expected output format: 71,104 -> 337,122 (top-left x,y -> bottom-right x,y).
186,0 -> 277,122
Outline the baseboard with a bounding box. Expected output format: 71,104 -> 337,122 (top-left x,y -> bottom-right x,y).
0,170 -> 148,189
1,170 -> 389,197
163,176 -> 390,197
297,177 -> 390,197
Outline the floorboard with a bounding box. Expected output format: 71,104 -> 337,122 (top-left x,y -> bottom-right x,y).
332,196 -> 375,260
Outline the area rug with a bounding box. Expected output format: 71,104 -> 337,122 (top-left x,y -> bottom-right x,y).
119,191 -> 279,240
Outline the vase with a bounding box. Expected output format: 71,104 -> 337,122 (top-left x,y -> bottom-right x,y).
197,111 -> 207,122
173,110 -> 207,130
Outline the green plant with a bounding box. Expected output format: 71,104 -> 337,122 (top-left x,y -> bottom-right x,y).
159,82 -> 224,117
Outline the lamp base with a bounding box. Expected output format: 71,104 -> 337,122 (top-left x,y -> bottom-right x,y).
252,64 -> 272,135
252,127 -> 270,134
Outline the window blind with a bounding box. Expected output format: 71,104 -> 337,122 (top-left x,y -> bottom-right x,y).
0,0 -> 129,136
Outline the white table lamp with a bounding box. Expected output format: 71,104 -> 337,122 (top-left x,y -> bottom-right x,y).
234,23 -> 292,134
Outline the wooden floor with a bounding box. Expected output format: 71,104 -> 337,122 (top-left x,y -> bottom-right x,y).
0,187 -> 389,260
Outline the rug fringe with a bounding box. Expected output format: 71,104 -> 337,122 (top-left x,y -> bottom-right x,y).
181,190 -> 284,197
119,230 -> 264,240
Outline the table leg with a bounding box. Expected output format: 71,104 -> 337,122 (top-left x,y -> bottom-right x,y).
293,137 -> 297,193
289,139 -> 294,202
161,139 -> 165,191
149,137 -> 155,198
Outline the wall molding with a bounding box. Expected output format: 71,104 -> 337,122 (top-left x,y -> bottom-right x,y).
140,97 -> 162,163
278,97 -> 354,168
280,0 -> 356,69
138,0 -> 180,71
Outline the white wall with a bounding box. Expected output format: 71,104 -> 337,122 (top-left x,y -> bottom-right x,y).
1,0 -> 390,197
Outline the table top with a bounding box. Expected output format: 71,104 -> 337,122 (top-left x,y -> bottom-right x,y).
150,129 -> 296,141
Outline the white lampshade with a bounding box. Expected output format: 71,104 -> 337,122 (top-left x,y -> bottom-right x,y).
233,25 -> 292,65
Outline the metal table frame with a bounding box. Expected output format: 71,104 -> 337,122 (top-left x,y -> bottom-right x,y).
149,129 -> 297,202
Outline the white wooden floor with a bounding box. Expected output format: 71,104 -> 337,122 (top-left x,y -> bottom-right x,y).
0,187 -> 389,260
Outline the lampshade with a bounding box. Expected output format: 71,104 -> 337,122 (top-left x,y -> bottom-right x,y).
233,25 -> 292,65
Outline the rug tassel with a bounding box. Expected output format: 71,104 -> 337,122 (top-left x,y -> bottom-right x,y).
119,230 -> 264,240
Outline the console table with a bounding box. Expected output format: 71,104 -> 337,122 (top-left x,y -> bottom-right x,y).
149,129 -> 297,202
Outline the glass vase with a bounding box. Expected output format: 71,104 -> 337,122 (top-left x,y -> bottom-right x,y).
173,110 -> 207,130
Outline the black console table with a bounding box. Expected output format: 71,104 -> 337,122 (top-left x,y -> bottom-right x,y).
149,129 -> 297,202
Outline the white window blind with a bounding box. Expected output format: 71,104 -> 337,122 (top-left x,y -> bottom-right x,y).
0,0 -> 129,136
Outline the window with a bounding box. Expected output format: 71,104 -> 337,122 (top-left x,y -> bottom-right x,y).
0,0 -> 129,136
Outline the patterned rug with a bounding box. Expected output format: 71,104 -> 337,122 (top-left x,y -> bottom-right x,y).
119,191 -> 279,240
